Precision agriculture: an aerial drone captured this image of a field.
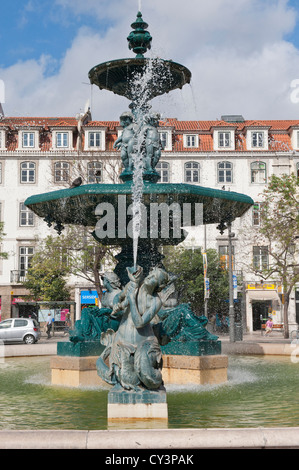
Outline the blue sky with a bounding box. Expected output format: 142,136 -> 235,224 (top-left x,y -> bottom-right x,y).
0,0 -> 109,71
1,0 -> 299,120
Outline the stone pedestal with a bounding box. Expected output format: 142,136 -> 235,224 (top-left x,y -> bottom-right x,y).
50,356 -> 107,388
50,353 -> 228,387
162,354 -> 228,385
107,384 -> 168,421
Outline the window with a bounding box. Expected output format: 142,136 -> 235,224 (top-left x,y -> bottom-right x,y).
184,134 -> 198,148
218,132 -> 231,148
54,162 -> 70,183
22,132 -> 35,148
217,161 -> 233,183
14,319 -> 28,328
219,245 -> 235,269
251,161 -> 266,184
87,161 -> 102,183
184,162 -> 199,183
252,202 -> 263,226
56,132 -> 69,148
253,246 -> 268,271
20,203 -> 34,226
0,320 -> 12,329
19,246 -> 34,278
0,162 -> 2,184
20,162 -> 36,183
252,131 -> 264,148
88,132 -> 101,148
156,162 -> 169,182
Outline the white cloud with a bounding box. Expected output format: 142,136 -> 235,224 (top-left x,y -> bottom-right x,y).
2,0 -> 299,120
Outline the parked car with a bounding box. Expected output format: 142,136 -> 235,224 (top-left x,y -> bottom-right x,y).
0,318 -> 41,344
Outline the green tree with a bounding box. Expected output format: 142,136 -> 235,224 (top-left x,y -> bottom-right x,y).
254,173 -> 299,338
23,237 -> 71,301
0,222 -> 8,260
23,227 -> 116,301
163,246 -> 229,315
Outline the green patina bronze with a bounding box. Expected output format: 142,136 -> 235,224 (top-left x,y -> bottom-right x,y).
24,11 -> 254,395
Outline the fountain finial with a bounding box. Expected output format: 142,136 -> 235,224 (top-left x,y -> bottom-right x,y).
127,11 -> 152,58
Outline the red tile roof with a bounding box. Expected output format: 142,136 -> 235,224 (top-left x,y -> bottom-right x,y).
0,117 -> 298,153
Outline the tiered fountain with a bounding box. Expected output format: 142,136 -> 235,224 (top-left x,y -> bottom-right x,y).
25,12 -> 253,422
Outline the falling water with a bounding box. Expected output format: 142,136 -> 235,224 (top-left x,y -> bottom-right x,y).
129,59 -> 171,268
138,0 -> 142,11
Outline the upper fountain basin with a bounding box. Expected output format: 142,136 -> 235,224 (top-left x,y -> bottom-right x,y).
88,57 -> 192,102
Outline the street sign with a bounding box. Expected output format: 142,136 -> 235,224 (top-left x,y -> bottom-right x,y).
233,274 -> 238,300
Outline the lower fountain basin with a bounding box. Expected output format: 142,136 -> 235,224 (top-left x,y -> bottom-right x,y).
25,181 -> 254,243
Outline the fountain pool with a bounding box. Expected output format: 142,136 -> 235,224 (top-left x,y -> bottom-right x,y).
0,355 -> 298,430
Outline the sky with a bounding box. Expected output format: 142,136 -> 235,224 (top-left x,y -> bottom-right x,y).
1,0 -> 299,121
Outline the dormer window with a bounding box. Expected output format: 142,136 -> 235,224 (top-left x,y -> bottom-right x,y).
219,132 -> 231,148
213,129 -> 235,150
247,128 -> 268,150
184,134 -> 198,148
84,129 -> 106,151
18,130 -> 40,150
252,131 -> 264,148
51,130 -> 73,150
56,132 -> 69,148
159,130 -> 172,151
290,128 -> 299,150
23,132 -> 35,148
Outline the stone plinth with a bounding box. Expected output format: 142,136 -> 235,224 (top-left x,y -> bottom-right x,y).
162,354 -> 228,385
107,384 -> 168,421
50,356 -> 107,388
50,353 -> 228,387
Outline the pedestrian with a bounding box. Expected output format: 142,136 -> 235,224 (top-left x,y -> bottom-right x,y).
265,317 -> 273,336
64,313 -> 71,336
46,313 -> 52,339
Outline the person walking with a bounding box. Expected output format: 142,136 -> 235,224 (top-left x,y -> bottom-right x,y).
46,313 -> 52,339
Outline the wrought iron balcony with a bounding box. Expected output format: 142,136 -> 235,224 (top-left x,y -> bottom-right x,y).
10,270 -> 27,284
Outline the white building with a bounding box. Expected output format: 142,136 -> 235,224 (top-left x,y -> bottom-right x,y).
0,112 -> 298,332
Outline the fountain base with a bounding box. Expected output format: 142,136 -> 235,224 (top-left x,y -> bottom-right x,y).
107,384 -> 168,421
162,354 -> 228,385
50,353 -> 228,387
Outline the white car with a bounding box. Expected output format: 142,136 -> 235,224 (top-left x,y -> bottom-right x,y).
0,318 -> 41,344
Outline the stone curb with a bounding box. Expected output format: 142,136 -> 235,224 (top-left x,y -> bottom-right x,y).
0,428 -> 298,449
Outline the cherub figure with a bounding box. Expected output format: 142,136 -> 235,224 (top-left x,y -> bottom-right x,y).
96,266 -> 170,390
113,112 -> 136,171
142,112 -> 162,171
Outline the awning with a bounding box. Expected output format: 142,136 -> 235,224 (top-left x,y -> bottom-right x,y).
247,290 -> 280,301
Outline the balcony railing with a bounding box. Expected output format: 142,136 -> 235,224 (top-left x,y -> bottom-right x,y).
10,270 -> 27,284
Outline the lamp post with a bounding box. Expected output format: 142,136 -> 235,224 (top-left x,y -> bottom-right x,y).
228,222 -> 235,342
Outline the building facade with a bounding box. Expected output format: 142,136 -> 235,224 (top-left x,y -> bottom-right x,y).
0,112 -> 298,332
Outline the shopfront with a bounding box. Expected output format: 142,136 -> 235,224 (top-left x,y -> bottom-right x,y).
246,282 -> 282,332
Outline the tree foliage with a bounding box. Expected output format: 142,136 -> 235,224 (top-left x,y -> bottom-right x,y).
0,222 -> 8,260
163,246 -> 229,315
255,173 -> 299,337
23,227 -> 116,301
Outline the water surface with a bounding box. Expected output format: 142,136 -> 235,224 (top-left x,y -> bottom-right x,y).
0,355 -> 298,430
